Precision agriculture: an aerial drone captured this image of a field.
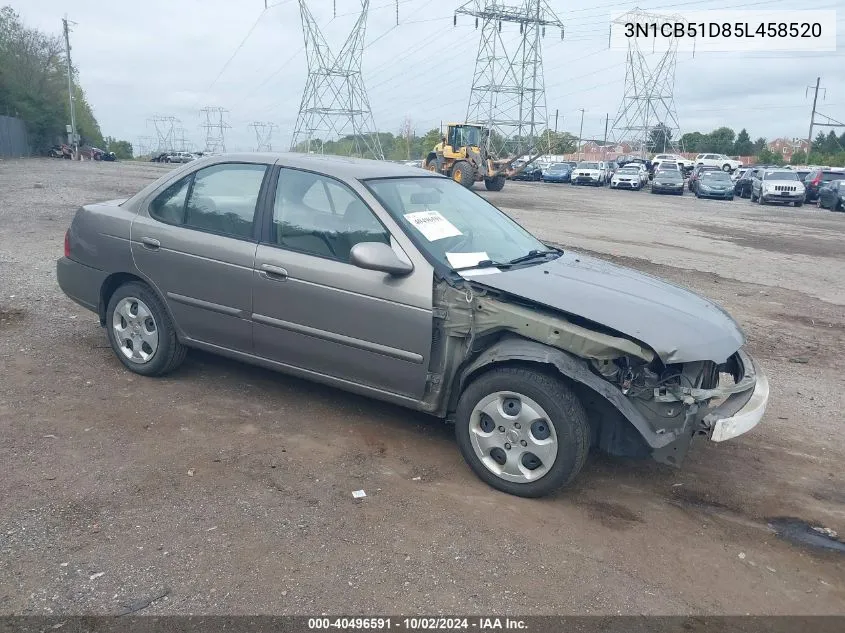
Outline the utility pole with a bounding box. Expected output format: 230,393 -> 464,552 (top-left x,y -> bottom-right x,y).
577,108 -> 585,160
806,77 -> 821,156
603,113 -> 609,160
554,109 -> 559,133
62,16 -> 78,158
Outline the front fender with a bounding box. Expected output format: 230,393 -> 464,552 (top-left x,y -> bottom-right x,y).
453,336 -> 672,450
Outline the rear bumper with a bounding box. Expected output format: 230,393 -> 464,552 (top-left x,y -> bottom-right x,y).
56,257 -> 107,314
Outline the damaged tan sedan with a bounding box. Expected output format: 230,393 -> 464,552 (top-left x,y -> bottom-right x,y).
57,154 -> 769,497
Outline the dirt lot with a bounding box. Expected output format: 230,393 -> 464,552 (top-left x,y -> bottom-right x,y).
1,159 -> 844,615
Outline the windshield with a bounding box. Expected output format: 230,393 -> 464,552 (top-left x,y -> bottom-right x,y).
765,170 -> 797,180
656,171 -> 683,180
548,163 -> 568,171
577,162 -> 599,169
702,171 -> 731,181
365,177 -> 551,271
618,168 -> 639,174
449,125 -> 480,148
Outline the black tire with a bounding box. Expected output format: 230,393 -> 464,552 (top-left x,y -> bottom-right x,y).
794,201 -> 803,208
484,175 -> 506,191
451,161 -> 475,188
750,190 -> 757,202
454,366 -> 590,498
105,282 -> 187,377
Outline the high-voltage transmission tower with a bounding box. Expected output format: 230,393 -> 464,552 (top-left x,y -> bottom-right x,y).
136,136 -> 155,157
457,0 -> 564,157
200,106 -> 231,154
290,0 -> 384,159
609,8 -> 683,155
250,121 -> 278,152
147,115 -> 179,153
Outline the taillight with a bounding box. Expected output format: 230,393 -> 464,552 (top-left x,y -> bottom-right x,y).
64,230 -> 70,257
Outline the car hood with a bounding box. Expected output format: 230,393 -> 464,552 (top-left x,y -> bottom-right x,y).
471,252 -> 745,364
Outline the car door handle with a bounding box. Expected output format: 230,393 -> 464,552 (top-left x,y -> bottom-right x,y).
140,237 -> 160,250
259,264 -> 288,281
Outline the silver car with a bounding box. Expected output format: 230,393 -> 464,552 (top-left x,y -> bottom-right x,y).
57,153 -> 769,498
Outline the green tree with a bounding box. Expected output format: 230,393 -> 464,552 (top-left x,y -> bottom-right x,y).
752,137 -> 767,153
733,128 -> 752,156
0,6 -> 105,151
811,131 -> 827,153
757,147 -> 784,166
789,150 -> 806,165
104,136 -> 132,158
708,127 -> 736,154
679,131 -> 704,152
822,130 -> 841,155
648,122 -> 673,152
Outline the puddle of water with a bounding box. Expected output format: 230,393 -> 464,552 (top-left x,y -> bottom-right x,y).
768,517 -> 845,554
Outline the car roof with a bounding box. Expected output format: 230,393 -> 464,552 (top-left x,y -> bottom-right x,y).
196,152 -> 440,180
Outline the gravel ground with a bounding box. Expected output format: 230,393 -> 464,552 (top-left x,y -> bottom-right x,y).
1,159 -> 843,616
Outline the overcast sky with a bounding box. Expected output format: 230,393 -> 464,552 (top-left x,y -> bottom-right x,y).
9,0 -> 844,152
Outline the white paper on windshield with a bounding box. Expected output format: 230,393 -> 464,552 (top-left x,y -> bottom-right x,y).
459,268 -> 502,278
403,210 -> 461,242
445,252 -> 489,269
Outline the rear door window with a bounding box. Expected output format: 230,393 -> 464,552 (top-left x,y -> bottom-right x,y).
184,163 -> 267,240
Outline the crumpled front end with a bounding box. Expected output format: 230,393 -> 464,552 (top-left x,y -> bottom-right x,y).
591,348 -> 768,464
430,278 -> 768,468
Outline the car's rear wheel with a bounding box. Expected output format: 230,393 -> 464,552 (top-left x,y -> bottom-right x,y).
722,164 -> 731,172
106,282 -> 186,377
455,366 -> 590,498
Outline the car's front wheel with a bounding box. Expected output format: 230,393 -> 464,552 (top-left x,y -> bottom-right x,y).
455,366 -> 590,498
106,282 -> 186,376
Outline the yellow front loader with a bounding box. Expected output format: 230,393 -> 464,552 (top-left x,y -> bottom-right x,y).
423,123 -> 510,191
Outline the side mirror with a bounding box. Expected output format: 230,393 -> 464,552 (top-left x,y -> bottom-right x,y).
349,242 -> 413,277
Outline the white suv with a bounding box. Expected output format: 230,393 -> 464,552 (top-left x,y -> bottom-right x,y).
695,153 -> 742,173
653,154 -> 693,171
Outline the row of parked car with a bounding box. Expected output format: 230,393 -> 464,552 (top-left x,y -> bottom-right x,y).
149,151 -> 206,164
732,165 -> 845,210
